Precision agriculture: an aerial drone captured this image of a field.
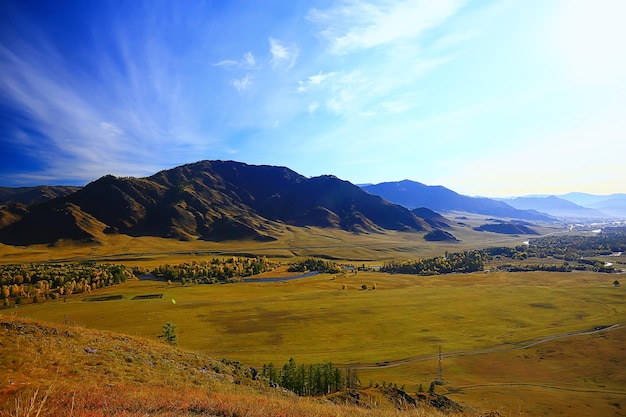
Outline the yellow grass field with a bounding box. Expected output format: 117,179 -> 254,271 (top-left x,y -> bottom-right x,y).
0,223 -> 550,266
7,263 -> 625,416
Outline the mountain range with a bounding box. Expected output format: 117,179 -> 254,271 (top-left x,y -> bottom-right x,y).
0,185 -> 80,206
361,180 -> 555,221
3,161 -> 625,246
0,161 -> 432,245
500,196 -> 605,219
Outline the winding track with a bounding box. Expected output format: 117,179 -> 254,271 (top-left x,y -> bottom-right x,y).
346,322 -> 625,370
448,382 -> 626,396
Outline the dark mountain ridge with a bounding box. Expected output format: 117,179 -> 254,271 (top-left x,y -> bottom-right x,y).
362,180 -> 555,221
0,161 -> 430,245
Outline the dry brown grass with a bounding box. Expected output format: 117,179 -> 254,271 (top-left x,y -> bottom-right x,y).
0,316 -> 470,417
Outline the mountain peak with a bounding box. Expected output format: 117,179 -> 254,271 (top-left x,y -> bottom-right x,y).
0,161 -> 432,245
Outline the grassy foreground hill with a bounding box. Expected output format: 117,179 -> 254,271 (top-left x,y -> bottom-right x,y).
0,316 -> 465,417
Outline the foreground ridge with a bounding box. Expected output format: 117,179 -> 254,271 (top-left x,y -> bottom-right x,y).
0,316 -> 469,417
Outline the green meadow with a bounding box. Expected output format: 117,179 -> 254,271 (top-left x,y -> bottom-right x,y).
12,265 -> 625,414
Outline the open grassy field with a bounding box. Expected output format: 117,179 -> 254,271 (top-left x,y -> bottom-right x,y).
0,221 -> 561,266
9,265 -> 625,416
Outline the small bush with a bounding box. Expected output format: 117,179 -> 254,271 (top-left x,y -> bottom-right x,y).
159,322 -> 177,346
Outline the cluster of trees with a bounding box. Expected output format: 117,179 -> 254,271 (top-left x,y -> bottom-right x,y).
487,229 -> 626,261
152,257 -> 278,283
261,358 -> 359,396
494,260 -> 615,273
287,258 -> 342,274
485,229 -> 626,273
381,251 -> 486,275
0,262 -> 132,306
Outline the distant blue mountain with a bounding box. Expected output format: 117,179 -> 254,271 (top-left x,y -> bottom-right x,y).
559,192 -> 626,218
361,180 -> 555,222
502,195 -> 605,219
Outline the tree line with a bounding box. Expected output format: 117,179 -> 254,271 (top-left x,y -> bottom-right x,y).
287,258 -> 343,274
487,228 -> 626,261
1,262 -> 132,306
261,357 -> 359,396
381,250 -> 486,275
152,257 -> 279,283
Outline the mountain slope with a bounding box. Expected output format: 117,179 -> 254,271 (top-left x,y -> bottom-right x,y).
362,180 -> 554,221
0,161 -> 430,245
411,207 -> 452,228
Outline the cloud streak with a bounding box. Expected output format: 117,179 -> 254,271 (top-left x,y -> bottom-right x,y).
0,3 -> 224,184
308,0 -> 466,54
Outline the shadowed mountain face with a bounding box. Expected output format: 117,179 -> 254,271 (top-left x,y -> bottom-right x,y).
411,207 -> 452,229
0,161 -> 430,245
362,180 -> 555,221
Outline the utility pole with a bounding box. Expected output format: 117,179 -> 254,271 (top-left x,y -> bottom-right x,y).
437,345 -> 443,385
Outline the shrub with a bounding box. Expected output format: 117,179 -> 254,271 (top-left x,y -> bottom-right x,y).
159,322 -> 177,346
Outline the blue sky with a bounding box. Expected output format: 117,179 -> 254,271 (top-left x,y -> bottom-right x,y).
1,0 -> 624,197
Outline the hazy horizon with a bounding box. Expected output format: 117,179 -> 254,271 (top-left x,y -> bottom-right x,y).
1,1 -> 625,197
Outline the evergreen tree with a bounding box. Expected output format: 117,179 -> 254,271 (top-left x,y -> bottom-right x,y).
159,322 -> 177,345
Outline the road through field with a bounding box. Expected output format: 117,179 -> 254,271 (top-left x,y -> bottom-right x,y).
449,382 -> 626,396
347,322 -> 625,370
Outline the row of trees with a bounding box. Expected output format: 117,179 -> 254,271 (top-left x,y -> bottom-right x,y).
1,263 -> 132,305
381,251 -> 486,275
495,260 -> 615,273
261,358 -> 359,396
152,257 -> 278,283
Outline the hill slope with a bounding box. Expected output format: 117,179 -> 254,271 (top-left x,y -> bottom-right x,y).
362,180 -> 555,221
0,316 -> 460,417
0,161 -> 430,245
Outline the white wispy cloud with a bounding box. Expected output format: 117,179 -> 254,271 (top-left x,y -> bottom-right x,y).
295,0 -> 470,119
0,6 -> 224,184
297,71 -> 337,92
213,59 -> 238,67
233,73 -> 253,92
243,51 -> 256,67
214,51 -> 257,69
269,38 -> 299,70
307,0 -> 466,54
